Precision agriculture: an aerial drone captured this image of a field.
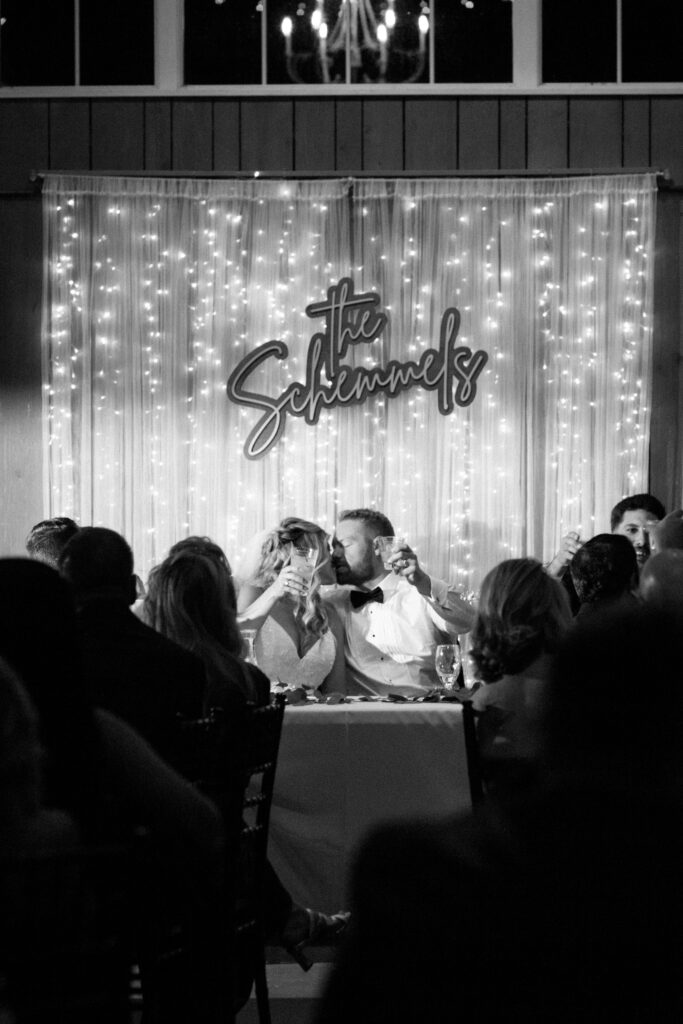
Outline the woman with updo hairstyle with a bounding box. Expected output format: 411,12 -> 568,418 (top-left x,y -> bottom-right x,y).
237,517 -> 346,693
469,558 -> 572,796
144,548 -> 270,710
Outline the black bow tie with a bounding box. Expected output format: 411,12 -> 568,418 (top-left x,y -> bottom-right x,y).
350,587 -> 384,609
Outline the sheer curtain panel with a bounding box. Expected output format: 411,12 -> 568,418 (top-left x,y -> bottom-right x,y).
42,173 -> 657,587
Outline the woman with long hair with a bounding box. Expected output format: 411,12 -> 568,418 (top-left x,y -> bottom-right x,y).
144,545 -> 269,710
237,517 -> 346,693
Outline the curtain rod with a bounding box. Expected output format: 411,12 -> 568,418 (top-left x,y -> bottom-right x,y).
30,167 -> 671,185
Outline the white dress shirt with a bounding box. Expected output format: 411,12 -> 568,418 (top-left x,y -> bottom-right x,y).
325,572 -> 473,698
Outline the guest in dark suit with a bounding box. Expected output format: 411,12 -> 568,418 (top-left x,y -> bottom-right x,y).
58,527 -> 206,761
317,605 -> 683,1023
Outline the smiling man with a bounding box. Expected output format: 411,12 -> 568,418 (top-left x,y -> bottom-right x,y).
327,508 -> 475,698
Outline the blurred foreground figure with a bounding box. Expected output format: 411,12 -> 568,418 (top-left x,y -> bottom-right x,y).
318,605 -> 683,1023
25,516 -> 79,569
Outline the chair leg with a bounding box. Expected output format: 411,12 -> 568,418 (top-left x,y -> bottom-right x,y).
253,952 -> 271,1024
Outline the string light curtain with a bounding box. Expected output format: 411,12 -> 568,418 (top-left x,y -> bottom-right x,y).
42,172 -> 656,588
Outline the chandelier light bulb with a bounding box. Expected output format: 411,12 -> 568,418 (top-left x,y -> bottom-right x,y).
311,8 -> 322,30
418,13 -> 429,33
377,22 -> 388,44
281,16 -> 293,37
385,7 -> 396,28
319,21 -> 328,39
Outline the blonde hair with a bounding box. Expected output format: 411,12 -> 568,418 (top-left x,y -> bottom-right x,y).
251,517 -> 330,641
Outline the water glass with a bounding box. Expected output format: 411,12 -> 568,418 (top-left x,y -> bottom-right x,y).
376,535 -> 401,570
435,644 -> 462,693
241,628 -> 258,666
289,546 -> 317,585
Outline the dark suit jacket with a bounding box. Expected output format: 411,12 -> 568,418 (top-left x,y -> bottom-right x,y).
75,597 -> 206,760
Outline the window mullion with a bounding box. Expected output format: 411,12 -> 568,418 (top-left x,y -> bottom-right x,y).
513,0 -> 541,88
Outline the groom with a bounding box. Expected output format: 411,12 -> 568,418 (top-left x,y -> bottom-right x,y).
326,508 -> 475,698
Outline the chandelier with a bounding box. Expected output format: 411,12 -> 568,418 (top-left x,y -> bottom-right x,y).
280,0 -> 430,85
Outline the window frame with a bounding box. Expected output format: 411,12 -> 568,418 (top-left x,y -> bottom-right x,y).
1,0 -> 681,96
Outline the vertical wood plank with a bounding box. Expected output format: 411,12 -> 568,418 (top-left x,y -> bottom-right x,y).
404,99 -> 457,172
213,101 -> 240,172
458,99 -> 499,171
0,196 -> 44,554
144,101 -> 172,172
171,101 -> 213,172
649,191 -> 682,510
49,101 -> 90,171
294,101 -> 336,172
362,100 -> 403,172
336,101 -> 362,172
569,98 -> 621,169
623,99 -> 650,169
0,102 -> 49,191
499,98 -> 527,170
651,97 -> 683,188
241,101 -> 294,172
527,98 -> 568,170
91,101 -> 144,171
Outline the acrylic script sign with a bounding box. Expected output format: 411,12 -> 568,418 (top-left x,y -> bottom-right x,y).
227,278 -> 489,460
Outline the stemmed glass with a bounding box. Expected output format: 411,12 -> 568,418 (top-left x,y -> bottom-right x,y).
434,644 -> 462,693
240,628 -> 258,666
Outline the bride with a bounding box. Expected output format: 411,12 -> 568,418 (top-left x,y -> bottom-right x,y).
237,517 -> 346,694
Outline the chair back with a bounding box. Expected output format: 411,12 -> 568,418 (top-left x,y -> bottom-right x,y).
173,695 -> 286,1023
461,698 -> 486,808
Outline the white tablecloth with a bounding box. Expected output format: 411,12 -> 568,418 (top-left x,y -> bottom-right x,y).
268,701 -> 470,912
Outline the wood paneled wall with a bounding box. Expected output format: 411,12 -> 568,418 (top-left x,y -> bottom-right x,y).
0,95 -> 682,188
0,94 -> 681,554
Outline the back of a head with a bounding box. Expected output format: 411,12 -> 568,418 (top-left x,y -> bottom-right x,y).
338,508 -> 395,539
610,492 -> 665,531
169,535 -> 232,574
25,517 -> 79,570
145,550 -> 240,657
652,509 -> 683,553
59,526 -> 134,602
569,533 -> 637,604
544,603 -> 683,789
471,558 -> 571,682
639,550 -> 683,612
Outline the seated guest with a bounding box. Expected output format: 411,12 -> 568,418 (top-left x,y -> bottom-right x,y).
25,516 -> 79,569
143,546 -> 270,709
547,492 -> 665,580
317,605 -> 683,1023
651,509 -> 683,554
569,533 -> 638,620
237,517 -> 346,693
327,508 -> 475,698
58,527 -> 205,760
0,557 -> 227,1022
469,558 -> 571,796
639,550 -> 683,612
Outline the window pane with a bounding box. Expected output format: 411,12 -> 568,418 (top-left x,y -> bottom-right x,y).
185,0 -> 262,85
268,1 -> 429,86
623,0 -> 683,82
435,0 -> 512,84
0,0 -> 74,86
543,0 -> 616,83
80,0 -> 154,84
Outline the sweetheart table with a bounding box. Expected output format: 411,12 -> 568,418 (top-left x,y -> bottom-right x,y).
267,700 -> 471,913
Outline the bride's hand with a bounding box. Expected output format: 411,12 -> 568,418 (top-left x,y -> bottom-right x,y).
271,566 -> 309,602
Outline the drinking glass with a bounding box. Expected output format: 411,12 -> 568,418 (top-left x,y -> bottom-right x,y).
240,628 -> 258,666
435,644 -> 462,693
289,546 -> 317,586
376,535 -> 401,570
